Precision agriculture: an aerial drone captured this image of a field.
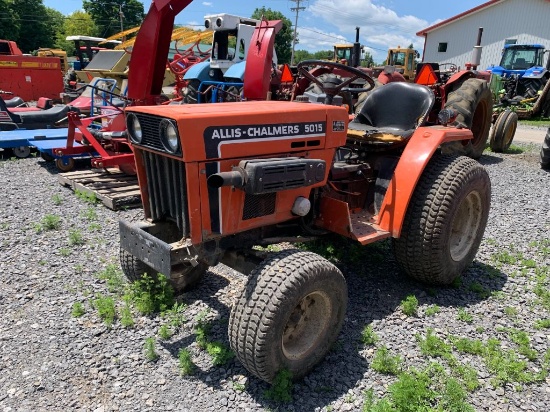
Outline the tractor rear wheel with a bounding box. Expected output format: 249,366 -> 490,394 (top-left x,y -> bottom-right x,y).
393,155 -> 491,285
184,79 -> 210,104
228,249 -> 347,383
444,78 -> 492,159
119,248 -> 207,293
489,110 -> 518,152
540,127 -> 550,170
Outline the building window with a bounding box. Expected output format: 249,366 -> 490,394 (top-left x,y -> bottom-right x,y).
438,42 -> 448,53
504,38 -> 517,45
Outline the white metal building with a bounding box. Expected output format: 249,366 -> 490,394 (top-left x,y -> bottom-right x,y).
416,0 -> 550,70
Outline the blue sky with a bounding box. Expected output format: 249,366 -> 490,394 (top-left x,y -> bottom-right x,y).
43,0 -> 486,61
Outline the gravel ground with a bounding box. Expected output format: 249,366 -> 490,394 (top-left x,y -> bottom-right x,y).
0,143 -> 549,412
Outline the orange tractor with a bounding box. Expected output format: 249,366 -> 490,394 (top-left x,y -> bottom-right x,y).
118,0 -> 492,384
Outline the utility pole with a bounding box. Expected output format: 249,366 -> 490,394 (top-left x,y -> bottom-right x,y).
290,0 -> 305,65
119,4 -> 124,33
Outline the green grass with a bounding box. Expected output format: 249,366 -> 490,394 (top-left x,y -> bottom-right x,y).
361,325 -> 379,345
93,294 -> 116,326
534,319 -> 550,329
59,248 -> 71,257
127,273 -> 175,315
52,194 -> 63,205
206,341 -> 234,366
120,302 -> 134,328
96,264 -> 125,294
424,305 -> 440,317
71,302 -> 85,317
68,229 -> 85,246
158,324 -> 173,340
39,214 -> 61,231
457,308 -> 474,324
371,346 -> 402,375
75,189 -> 98,204
450,336 -> 484,355
162,302 -> 187,329
518,117 -> 550,127
178,348 -> 195,375
264,369 -> 293,402
416,328 -> 451,358
400,295 -> 418,317
144,337 -> 159,362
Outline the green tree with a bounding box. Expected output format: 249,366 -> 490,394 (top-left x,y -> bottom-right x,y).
55,11 -> 98,55
313,49 -> 333,60
0,0 -> 20,41
251,7 -> 293,64
293,49 -> 313,64
10,0 -> 57,52
83,0 -> 144,38
45,8 -> 65,48
362,51 -> 374,67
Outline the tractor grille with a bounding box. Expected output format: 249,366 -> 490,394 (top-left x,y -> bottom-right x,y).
142,151 -> 189,236
134,113 -> 167,153
242,193 -> 276,220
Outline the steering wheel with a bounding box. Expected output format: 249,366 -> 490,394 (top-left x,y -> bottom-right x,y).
296,60 -> 376,103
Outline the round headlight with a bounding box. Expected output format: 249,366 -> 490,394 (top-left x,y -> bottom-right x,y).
160,120 -> 179,153
126,113 -> 142,144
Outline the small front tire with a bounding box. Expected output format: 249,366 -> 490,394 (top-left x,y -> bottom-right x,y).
229,249 -> 347,383
489,110 -> 518,152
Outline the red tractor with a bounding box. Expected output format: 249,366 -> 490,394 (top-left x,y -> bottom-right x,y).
117,0 -> 492,384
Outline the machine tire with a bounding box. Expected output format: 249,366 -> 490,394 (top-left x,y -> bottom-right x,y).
393,155 -> 491,286
354,80 -> 382,115
184,79 -> 210,104
444,78 -> 492,159
489,110 -> 518,152
40,152 -> 55,162
12,146 -> 31,158
55,157 -> 75,172
228,249 -> 347,383
540,127 -> 550,170
120,248 -> 208,293
224,85 -> 243,102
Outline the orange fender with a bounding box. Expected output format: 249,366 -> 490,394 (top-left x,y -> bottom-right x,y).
376,126 -> 474,237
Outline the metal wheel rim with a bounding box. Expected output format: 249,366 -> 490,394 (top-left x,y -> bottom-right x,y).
282,291 -> 332,360
13,146 -> 31,158
450,191 -> 483,262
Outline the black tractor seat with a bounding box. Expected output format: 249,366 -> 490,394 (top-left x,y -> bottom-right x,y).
4,96 -> 25,108
348,82 -> 435,143
15,106 -> 80,129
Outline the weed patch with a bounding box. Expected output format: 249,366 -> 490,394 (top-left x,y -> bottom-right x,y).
400,295 -> 418,317
264,369 -> 293,402
371,346 -> 402,375
178,348 -> 195,375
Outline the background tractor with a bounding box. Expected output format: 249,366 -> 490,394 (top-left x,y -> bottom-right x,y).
117,0 -> 493,385
487,43 -> 550,152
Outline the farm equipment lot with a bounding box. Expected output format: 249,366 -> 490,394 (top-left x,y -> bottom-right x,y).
0,148 -> 548,411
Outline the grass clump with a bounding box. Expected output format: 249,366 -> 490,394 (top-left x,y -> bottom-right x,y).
75,189 -> 98,204
178,348 -> 195,375
371,346 -> 402,375
416,328 -> 451,358
264,369 -> 293,402
400,295 -> 418,317
457,308 -> 474,324
361,325 -> 379,346
206,341 -> 234,366
81,206 -> 97,221
127,273 -> 175,315
68,229 -> 85,246
51,194 -> 63,205
120,302 -> 134,328
144,337 -> 159,362
93,294 -> 116,326
96,264 -> 125,294
38,214 -> 61,231
534,318 -> 550,329
158,324 -> 173,340
71,302 -> 85,317
424,305 -> 440,317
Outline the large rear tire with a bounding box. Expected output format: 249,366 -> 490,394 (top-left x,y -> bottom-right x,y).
444,78 -> 492,159
540,127 -> 550,170
393,155 -> 491,285
184,79 -> 210,104
229,249 -> 347,383
489,110 -> 518,152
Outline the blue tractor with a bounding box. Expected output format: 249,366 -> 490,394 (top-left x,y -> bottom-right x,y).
486,44 -> 550,151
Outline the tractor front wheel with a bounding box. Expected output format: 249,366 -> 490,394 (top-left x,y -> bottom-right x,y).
489,110 -> 518,152
393,155 -> 491,285
228,249 -> 347,383
444,78 -> 492,159
120,248 -> 208,293
184,79 -> 211,104
12,146 -> 31,158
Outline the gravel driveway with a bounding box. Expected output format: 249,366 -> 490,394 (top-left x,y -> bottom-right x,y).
0,143 -> 548,412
